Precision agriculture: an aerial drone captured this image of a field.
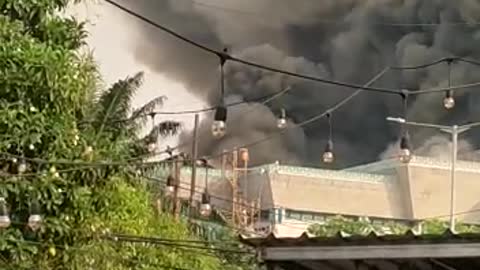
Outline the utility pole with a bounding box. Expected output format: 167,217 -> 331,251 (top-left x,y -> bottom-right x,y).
386,117 -> 480,232
449,125 -> 458,231
189,114 -> 199,220
239,148 -> 251,226
221,149 -> 227,181
231,148 -> 238,226
172,157 -> 182,220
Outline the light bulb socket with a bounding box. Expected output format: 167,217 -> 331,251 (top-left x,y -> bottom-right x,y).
324,140 -> 333,152
18,160 -> 27,173
214,106 -> 227,122
445,90 -> 453,98
30,199 -> 41,216
201,192 -> 210,204
166,175 -> 175,187
280,108 -> 286,118
400,135 -> 410,150
0,198 -> 8,217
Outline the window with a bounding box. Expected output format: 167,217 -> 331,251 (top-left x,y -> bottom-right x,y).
302,213 -> 314,221
260,210 -> 270,221
288,211 -> 301,220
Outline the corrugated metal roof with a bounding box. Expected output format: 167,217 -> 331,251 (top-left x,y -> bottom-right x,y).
239,229 -> 480,247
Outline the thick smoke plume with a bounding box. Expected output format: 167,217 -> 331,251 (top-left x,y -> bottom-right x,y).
124,0 -> 480,167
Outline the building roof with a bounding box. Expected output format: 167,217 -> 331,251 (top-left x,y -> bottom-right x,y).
348,155 -> 480,174
241,230 -> 480,270
240,229 -> 480,248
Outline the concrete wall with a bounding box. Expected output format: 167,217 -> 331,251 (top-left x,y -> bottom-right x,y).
171,156 -> 480,233
266,165 -> 410,220
407,157 -> 480,223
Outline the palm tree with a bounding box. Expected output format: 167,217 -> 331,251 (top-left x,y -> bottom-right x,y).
90,71 -> 180,156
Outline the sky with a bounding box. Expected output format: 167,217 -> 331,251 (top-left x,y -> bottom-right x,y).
65,0 -> 480,168
67,1 -> 205,157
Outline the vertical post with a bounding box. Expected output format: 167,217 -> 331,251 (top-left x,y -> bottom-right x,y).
221,150 -> 227,181
189,114 -> 199,220
173,158 -> 181,220
232,149 -> 238,226
449,125 -> 458,232
244,156 -> 248,201
250,201 -> 255,226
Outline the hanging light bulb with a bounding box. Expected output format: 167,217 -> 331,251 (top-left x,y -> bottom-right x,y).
322,140 -> 334,164
165,175 -> 175,197
443,90 -> 455,110
147,142 -> 157,153
28,144 -> 35,150
50,166 -> 60,178
277,109 -> 287,129
0,197 -> 11,229
199,192 -> 212,217
399,135 -> 412,163
28,199 -> 42,232
211,106 -> 227,138
84,146 -> 93,156
239,148 -> 249,163
17,159 -> 27,174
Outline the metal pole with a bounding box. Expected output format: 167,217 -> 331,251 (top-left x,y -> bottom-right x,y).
449,125 -> 458,232
232,149 -> 238,226
189,114 -> 199,220
172,158 -> 180,219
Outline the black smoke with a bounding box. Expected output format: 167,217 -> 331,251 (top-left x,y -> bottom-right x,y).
122,0 -> 480,167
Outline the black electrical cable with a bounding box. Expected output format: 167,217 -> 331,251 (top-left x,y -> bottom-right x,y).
143,176 -> 257,210
81,86 -> 294,125
103,0 -> 480,95
0,152 -> 177,168
202,66 -> 392,160
106,234 -> 253,254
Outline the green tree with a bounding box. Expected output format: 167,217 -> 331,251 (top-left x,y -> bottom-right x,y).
88,71 -> 180,156
0,1 -> 247,269
307,216 -> 480,238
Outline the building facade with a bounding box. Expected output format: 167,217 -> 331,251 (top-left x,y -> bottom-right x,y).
171,156 -> 480,237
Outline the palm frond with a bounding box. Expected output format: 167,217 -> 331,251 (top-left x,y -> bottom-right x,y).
94,72 -> 144,134
143,121 -> 182,143
131,95 -> 167,125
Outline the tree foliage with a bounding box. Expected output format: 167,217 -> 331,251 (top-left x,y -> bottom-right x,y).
0,1 -> 249,269
307,216 -> 480,237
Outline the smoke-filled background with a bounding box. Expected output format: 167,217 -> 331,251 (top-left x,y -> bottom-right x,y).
118,0 -> 480,168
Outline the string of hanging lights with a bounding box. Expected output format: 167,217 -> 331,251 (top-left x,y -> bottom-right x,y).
211,49 -> 229,139
276,108 -> 287,129
104,0 -> 480,97
0,197 -> 42,231
443,59 -> 455,110
162,160 -> 212,217
322,112 -> 335,164
199,166 -> 212,217
200,66 -> 393,165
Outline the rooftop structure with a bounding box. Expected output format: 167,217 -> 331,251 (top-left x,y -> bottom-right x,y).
163,155 -> 480,237
241,230 -> 480,270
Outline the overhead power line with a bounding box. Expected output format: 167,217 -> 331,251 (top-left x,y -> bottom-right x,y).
0,152 -> 177,168
81,86 -> 294,126
6,238 -> 249,270
104,0 -> 480,96
202,66 -> 391,160
105,234 -> 253,254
